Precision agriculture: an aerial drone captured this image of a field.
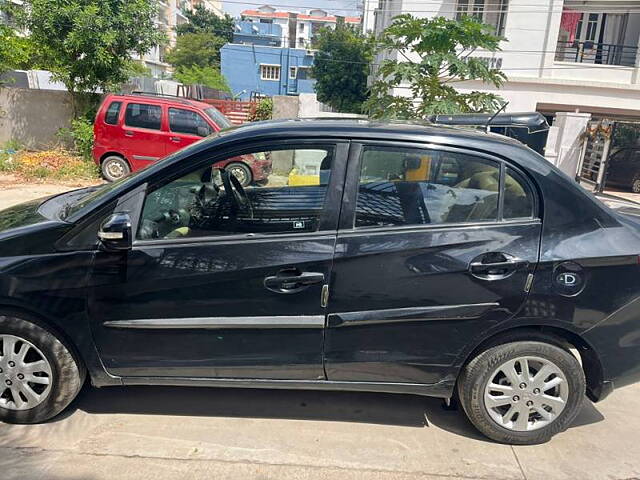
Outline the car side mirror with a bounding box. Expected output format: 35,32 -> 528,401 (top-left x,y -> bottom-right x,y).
98,212 -> 132,251
197,126 -> 210,137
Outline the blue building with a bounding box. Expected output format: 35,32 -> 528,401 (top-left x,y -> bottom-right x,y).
221,18 -> 317,100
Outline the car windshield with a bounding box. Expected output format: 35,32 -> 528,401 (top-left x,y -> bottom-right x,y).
205,107 -> 232,129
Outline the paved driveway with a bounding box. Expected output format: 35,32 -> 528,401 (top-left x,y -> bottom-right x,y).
0,181 -> 639,480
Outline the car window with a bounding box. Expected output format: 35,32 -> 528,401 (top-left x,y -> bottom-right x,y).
137,146 -> 335,240
104,101 -> 122,125
204,107 -> 232,129
503,167 -> 535,219
168,108 -> 212,136
355,146 -> 504,228
124,103 -> 162,130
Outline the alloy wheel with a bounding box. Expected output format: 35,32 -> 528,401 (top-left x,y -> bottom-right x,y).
632,179 -> 640,194
0,334 -> 53,411
483,356 -> 569,431
228,165 -> 249,186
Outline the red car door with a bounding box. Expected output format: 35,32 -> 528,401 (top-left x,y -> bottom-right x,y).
121,101 -> 169,171
165,106 -> 214,153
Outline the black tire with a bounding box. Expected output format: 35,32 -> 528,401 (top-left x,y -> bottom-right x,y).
0,315 -> 85,424
101,155 -> 131,182
457,341 -> 585,445
225,162 -> 253,187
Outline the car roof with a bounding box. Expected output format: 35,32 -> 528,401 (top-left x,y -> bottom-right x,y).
215,118 -> 526,149
106,93 -> 213,110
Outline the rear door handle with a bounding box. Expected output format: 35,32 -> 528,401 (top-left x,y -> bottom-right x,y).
170,136 -> 181,142
469,253 -> 528,280
124,130 -> 134,137
264,270 -> 325,294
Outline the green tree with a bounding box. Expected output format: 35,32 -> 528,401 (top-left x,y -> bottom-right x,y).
364,14 -> 507,119
165,32 -> 225,70
173,65 -> 230,92
19,0 -> 165,117
175,3 -> 234,42
311,24 -> 373,113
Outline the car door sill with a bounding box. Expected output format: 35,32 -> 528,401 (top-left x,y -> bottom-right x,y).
120,376 -> 454,398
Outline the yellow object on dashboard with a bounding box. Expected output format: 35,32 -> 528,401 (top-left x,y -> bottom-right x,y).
405,155 -> 432,181
288,169 -> 320,186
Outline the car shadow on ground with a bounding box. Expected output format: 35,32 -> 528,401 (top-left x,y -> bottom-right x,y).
60,383 -> 605,443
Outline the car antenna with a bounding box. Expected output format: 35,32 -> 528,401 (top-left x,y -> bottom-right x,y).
485,101 -> 509,133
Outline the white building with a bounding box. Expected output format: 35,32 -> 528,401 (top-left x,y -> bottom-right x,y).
241,4 -> 361,49
364,0 -> 640,121
136,0 -> 224,78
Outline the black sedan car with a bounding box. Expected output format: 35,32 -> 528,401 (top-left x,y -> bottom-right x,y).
1,119 -> 640,445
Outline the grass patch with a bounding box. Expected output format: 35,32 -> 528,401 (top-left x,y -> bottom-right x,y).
0,148 -> 100,182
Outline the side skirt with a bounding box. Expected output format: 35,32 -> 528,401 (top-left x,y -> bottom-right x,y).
116,376 -> 455,398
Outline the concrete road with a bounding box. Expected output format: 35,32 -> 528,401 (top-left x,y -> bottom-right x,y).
1,181 -> 639,479
0,384 -> 639,480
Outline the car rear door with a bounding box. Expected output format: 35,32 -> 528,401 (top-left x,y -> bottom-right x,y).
121,101 -> 169,170
324,142 -> 542,386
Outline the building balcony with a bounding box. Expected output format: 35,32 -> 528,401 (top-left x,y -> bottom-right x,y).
555,40 -> 638,67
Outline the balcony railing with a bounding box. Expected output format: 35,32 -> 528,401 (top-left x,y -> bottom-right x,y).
556,40 -> 638,67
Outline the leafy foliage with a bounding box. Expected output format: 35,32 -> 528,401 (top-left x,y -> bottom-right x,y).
364,14 -> 507,118
165,32 -> 226,70
18,0 -> 165,116
0,148 -> 99,181
58,119 -> 95,161
173,65 -> 230,92
0,24 -> 37,76
175,4 -> 234,42
311,24 -> 373,113
248,97 -> 273,122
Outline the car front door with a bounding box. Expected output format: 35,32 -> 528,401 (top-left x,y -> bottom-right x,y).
121,101 -> 169,170
165,107 -> 213,154
88,140 -> 347,380
324,142 -> 541,386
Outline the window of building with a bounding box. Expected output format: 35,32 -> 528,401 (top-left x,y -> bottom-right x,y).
104,101 -> 122,125
260,64 -> 281,81
168,108 -> 212,137
456,0 -> 509,36
137,146 -> 335,240
354,146 -> 534,228
124,103 -> 162,130
289,66 -> 298,79
297,67 -> 312,80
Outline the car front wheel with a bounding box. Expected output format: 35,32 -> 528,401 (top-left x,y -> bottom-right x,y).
457,340 -> 585,444
631,175 -> 640,194
226,162 -> 253,187
0,315 -> 85,424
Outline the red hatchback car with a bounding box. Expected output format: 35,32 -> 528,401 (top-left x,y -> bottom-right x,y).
92,93 -> 271,184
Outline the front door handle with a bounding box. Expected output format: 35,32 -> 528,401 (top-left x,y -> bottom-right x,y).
124,130 -> 134,137
170,136 -> 181,142
264,270 -> 325,294
469,253 -> 528,281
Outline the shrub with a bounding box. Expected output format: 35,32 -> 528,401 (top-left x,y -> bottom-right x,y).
248,97 -> 273,122
58,119 -> 94,160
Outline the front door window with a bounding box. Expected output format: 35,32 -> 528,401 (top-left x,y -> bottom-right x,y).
137,146 -> 335,240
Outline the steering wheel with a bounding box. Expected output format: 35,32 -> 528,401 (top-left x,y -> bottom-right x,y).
221,169 -> 253,219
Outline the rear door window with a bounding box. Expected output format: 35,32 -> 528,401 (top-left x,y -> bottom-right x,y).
354,146 -> 536,228
124,103 -> 162,130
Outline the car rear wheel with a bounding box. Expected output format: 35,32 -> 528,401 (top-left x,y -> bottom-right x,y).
0,315 -> 85,424
101,155 -> 131,182
631,175 -> 640,193
225,162 -> 253,187
457,341 -> 585,444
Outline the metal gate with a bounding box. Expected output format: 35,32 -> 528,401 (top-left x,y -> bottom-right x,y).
577,120 -> 640,193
